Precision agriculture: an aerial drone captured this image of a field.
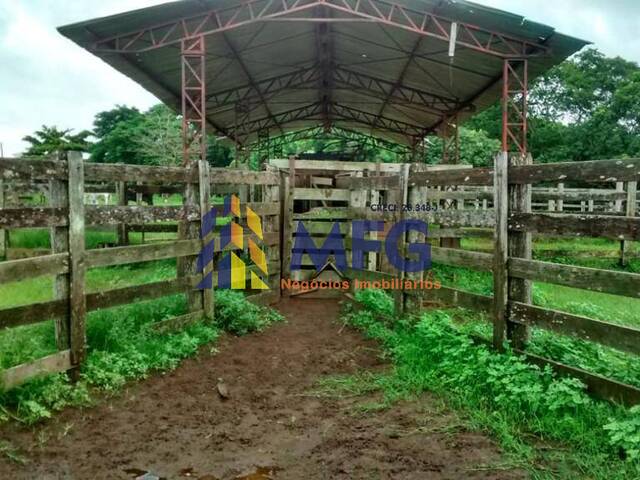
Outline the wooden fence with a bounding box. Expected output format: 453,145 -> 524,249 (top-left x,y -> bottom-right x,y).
298,156 -> 640,405
0,154 -> 281,390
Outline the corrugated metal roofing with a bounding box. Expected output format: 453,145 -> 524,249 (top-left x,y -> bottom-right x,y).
58,0 -> 589,146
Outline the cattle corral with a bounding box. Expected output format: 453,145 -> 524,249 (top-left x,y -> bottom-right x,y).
1,0 -> 640,478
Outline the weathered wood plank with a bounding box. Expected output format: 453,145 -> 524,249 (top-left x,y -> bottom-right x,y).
510,302 -> 640,355
507,152 -> 533,349
336,175 -> 401,190
0,299 -> 68,329
0,207 -> 67,228
199,160 -> 214,320
85,240 -> 201,268
515,350 -> 640,406
293,188 -> 350,201
67,153 -> 87,368
493,152 -> 509,350
86,276 -> 200,311
85,206 -> 200,225
209,169 -> 279,185
211,202 -> 280,217
85,163 -> 196,184
509,158 -> 640,184
0,157 -> 67,181
269,159 -> 402,172
293,208 -> 350,220
409,167 -> 494,187
406,284 -> 493,313
152,310 -> 204,334
1,350 -> 72,390
509,212 -> 640,241
430,246 -> 493,271
351,208 -> 496,227
509,257 -> 640,298
0,253 -> 68,283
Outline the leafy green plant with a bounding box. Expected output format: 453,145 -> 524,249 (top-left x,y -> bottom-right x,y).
215,290 -> 284,335
605,406 -> 640,461
341,290 -> 640,478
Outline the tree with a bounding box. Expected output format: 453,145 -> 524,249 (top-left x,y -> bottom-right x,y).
23,126 -> 91,157
90,105 -> 145,164
466,48 -> 640,162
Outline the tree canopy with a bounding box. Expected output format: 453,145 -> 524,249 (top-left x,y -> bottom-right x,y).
22,126 -> 91,157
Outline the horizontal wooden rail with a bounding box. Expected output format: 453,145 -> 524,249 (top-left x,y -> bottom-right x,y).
430,247 -> 493,271
406,285 -> 493,312
510,302 -> 640,355
516,350 -> 640,406
509,213 -> 640,241
0,350 -> 72,391
269,158 -> 402,172
209,169 -> 279,185
409,167 -> 494,187
509,258 -> 640,298
85,240 -> 201,268
0,253 -> 69,282
293,188 -> 350,201
0,207 -> 67,228
336,176 -> 401,190
509,158 -> 640,184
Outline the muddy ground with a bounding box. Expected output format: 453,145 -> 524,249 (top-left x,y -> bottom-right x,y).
0,298 -> 524,479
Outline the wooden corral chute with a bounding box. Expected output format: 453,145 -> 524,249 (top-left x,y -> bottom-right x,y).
3,1 -> 640,408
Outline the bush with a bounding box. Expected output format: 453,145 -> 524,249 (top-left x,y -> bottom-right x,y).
215,290 -> 284,335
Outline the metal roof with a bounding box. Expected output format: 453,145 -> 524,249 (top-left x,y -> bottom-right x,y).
58,0 -> 588,147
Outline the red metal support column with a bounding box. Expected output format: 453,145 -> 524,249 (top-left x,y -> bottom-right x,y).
502,59 -> 528,155
182,36 -> 207,166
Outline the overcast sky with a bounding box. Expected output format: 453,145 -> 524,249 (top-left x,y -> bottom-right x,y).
0,0 -> 638,156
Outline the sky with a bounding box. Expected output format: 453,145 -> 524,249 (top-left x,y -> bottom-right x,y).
0,0 -> 639,157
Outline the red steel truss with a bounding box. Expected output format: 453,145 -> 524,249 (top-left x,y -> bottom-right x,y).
502,59 -> 528,155
91,0 -> 548,58
181,36 -> 207,166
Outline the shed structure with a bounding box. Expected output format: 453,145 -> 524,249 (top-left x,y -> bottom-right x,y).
58,0 -> 587,164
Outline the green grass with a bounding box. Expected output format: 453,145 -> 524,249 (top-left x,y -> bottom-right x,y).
0,271 -> 282,427
338,289 -> 640,479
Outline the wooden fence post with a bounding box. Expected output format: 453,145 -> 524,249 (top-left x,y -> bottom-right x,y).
280,157 -> 295,292
50,152 -> 70,351
394,163 -> 410,316
508,152 -> 533,348
349,171 -> 366,296
263,176 -> 280,293
198,160 -> 214,319
179,165 -> 204,313
493,152 -> 508,349
116,181 -> 128,246
621,181 -> 637,266
67,152 -> 87,372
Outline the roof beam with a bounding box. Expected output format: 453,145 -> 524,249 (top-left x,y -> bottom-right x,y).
89,0 -> 549,58
206,65 -> 321,110
221,32 -> 285,136
370,35 -> 423,136
231,102 -> 324,142
332,67 -> 462,113
315,7 -> 333,130
330,103 -> 429,138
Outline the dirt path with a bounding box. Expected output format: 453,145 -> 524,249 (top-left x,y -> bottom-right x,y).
0,298 -> 524,479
